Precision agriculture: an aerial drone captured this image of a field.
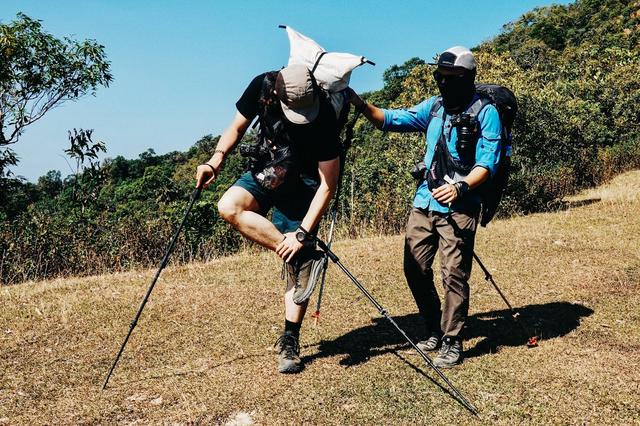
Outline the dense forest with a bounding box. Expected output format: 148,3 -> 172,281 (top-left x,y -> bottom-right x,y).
1,0 -> 639,285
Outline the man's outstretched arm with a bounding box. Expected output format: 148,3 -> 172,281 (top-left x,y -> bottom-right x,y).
346,88 -> 430,132
300,157 -> 340,231
346,88 -> 385,129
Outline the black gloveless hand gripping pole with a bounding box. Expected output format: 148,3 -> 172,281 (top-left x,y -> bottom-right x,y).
102,186 -> 202,390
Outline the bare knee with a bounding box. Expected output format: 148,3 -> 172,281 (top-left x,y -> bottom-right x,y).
218,195 -> 242,225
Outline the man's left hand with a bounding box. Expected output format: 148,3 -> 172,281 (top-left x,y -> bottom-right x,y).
432,184 -> 459,204
275,232 -> 304,263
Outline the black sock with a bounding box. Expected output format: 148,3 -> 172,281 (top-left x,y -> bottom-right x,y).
284,319 -> 301,337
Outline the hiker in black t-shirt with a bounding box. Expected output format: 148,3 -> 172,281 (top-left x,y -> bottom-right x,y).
195,64 -> 341,374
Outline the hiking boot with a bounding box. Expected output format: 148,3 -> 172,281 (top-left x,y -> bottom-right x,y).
433,336 -> 463,368
274,332 -> 303,374
416,332 -> 441,352
289,249 -> 325,305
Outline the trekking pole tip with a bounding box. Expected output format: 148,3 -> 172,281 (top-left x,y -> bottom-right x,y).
311,311 -> 320,326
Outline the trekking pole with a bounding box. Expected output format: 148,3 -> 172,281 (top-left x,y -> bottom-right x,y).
472,252 -> 538,347
297,228 -> 479,416
102,186 -> 203,390
312,108 -> 362,327
443,213 -> 538,348
311,205 -> 336,327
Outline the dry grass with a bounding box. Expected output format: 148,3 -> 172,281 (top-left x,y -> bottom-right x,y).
2,171 -> 640,425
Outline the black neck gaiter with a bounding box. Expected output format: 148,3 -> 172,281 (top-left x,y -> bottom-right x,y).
437,71 -> 476,115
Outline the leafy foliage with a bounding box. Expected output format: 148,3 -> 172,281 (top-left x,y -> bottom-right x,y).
2,0 -> 640,284
340,0 -> 640,224
0,13 -> 112,177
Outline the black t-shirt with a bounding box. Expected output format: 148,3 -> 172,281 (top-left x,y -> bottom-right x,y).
235,72 -> 341,178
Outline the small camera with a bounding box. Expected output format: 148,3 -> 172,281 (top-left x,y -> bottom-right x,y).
239,143 -> 268,158
451,113 -> 478,164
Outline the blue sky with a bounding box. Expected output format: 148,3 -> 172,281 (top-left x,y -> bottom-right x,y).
1,0 -> 572,181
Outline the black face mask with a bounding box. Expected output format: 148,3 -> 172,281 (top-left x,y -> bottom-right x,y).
433,69 -> 476,114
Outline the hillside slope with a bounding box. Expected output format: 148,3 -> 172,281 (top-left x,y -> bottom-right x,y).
1,171 -> 639,425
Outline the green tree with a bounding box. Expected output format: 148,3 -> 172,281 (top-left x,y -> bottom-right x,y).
0,13 -> 112,177
36,170 -> 62,198
63,128 -> 106,210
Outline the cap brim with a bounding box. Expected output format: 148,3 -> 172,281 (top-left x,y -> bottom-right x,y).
280,95 -> 320,124
429,61 -> 463,69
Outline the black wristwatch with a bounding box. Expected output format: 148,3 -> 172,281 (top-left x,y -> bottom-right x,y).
454,181 -> 470,198
295,226 -> 312,243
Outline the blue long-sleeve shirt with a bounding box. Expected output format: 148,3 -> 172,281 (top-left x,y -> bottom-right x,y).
382,95 -> 502,213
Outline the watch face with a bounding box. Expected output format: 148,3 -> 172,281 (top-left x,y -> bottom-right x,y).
296,231 -> 306,243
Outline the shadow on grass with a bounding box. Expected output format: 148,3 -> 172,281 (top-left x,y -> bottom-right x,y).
464,301 -> 594,358
559,197 -> 602,210
111,352 -> 271,388
305,301 -> 593,366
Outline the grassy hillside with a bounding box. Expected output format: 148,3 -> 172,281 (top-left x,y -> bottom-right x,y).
1,171 -> 639,425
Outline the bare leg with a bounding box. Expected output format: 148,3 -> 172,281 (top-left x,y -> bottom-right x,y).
218,186 -> 307,322
218,186 -> 284,250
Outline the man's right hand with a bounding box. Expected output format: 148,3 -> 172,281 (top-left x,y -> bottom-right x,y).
195,163 -> 217,188
345,87 -> 366,109
345,87 -> 384,129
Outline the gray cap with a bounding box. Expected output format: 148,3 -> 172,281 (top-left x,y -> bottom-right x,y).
429,46 -> 477,71
275,64 -> 320,124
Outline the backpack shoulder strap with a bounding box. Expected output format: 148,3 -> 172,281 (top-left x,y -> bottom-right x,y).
424,96 -> 443,130
467,96 -> 491,118
430,97 -> 443,118
252,73 -> 274,130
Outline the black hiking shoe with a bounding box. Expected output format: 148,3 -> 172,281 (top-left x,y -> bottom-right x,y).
274,332 -> 303,374
433,336 -> 463,368
288,249 -> 325,305
416,332 -> 441,352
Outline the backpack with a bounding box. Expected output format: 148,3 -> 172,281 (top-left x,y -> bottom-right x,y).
421,84 -> 517,226
474,84 -> 517,227
244,27 -> 374,189
280,25 -> 373,121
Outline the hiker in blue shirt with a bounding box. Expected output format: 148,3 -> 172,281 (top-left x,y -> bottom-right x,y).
348,46 -> 501,368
